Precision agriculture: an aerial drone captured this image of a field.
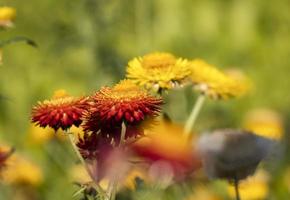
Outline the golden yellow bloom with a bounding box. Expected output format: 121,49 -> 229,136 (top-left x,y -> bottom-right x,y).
228,170 -> 269,200
243,109 -> 284,140
189,59 -> 249,100
126,52 -> 191,92
27,123 -> 54,145
2,155 -> 43,186
0,7 -> 16,28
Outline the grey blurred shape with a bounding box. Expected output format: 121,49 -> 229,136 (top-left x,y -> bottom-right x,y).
198,129 -> 274,181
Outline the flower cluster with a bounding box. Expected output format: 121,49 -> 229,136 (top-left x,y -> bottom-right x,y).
30,52 -> 269,200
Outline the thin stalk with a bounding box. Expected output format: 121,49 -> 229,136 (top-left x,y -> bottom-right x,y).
67,133 -> 105,199
119,122 -> 127,146
234,177 -> 240,200
184,95 -> 206,137
106,122 -> 127,200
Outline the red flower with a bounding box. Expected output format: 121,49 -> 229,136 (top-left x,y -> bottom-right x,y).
32,96 -> 89,131
82,80 -> 162,136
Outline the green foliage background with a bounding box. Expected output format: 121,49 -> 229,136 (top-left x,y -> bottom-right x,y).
1,0 -> 290,199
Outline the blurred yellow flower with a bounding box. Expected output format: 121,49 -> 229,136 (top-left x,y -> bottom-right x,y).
187,186 -> 222,200
228,170 -> 269,200
52,89 -> 70,98
243,108 -> 284,140
2,155 -> 43,186
0,7 -> 16,28
189,59 -> 249,100
27,124 -> 54,145
123,168 -> 147,190
126,52 -> 191,92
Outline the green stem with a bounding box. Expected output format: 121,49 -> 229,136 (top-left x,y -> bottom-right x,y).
106,122 -> 127,200
119,122 -> 127,146
184,95 -> 206,137
68,133 -> 105,199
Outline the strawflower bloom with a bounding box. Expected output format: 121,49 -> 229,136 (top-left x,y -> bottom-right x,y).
243,108 -> 284,140
126,52 -> 191,92
198,129 -> 273,181
0,7 -> 16,28
82,80 -> 162,140
228,169 -> 269,200
189,59 -> 249,100
31,92 -> 89,131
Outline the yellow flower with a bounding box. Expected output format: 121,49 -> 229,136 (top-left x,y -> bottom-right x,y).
189,59 -> 249,100
228,170 -> 269,200
27,123 -> 54,145
123,168 -> 147,190
186,186 -> 222,200
0,7 -> 16,28
243,109 -> 284,140
126,52 -> 191,92
2,154 -> 43,186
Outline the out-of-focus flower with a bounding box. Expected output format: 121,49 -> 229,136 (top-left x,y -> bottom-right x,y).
126,52 -> 191,92
2,155 -> 43,186
133,121 -> 200,181
189,60 -> 249,100
198,129 -> 273,181
186,185 -> 222,200
122,168 -> 147,190
0,145 -> 13,172
32,94 -> 89,131
0,7 -> 16,28
243,109 -> 284,140
27,123 -> 54,145
82,80 -> 162,141
228,169 -> 269,200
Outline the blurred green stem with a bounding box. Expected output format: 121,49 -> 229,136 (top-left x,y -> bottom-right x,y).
184,95 -> 206,137
106,122 -> 127,200
68,133 -> 105,199
119,122 -> 127,146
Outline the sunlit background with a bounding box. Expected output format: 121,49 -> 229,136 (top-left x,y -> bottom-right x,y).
1,0 -> 290,199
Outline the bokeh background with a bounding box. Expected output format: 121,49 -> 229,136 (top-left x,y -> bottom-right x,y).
1,0 -> 290,199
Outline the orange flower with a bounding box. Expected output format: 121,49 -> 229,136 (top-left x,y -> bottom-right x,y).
82,80 -> 162,138
32,96 -> 89,131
